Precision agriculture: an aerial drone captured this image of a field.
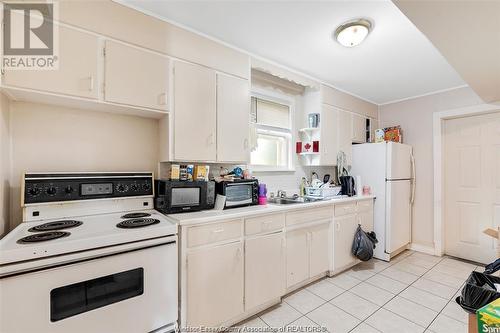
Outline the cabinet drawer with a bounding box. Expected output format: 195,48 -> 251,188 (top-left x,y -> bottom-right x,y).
187,219 -> 243,247
245,213 -> 285,236
357,200 -> 373,213
335,203 -> 357,217
286,206 -> 334,226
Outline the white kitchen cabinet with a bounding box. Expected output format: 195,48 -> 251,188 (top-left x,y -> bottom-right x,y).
358,210 -> 374,231
186,241 -> 244,327
319,104 -> 339,165
352,114 -> 367,143
104,40 -> 169,111
3,25 -> 99,99
173,61 -> 217,161
286,229 -> 309,288
245,232 -> 285,310
333,214 -> 358,271
338,110 -> 353,166
216,74 -> 250,163
309,223 -> 330,277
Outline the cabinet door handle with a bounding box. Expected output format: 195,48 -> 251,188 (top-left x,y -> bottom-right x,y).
88,76 -> 94,91
236,247 -> 242,259
157,92 -> 167,106
80,76 -> 94,92
336,222 -> 340,231
207,134 -> 215,146
243,139 -> 249,150
212,228 -> 224,233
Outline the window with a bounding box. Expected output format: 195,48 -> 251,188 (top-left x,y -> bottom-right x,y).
250,94 -> 293,171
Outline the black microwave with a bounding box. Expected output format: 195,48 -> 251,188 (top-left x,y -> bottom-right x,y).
215,179 -> 259,209
154,180 -> 215,214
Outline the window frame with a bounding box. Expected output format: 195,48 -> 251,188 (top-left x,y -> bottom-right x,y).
250,88 -> 295,172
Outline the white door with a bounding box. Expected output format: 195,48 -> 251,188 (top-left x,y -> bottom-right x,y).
386,180 -> 411,253
444,112 -> 500,264
216,74 -> 250,163
186,241 -> 244,326
104,40 -> 169,111
386,142 -> 412,180
245,232 -> 285,310
173,61 -> 217,162
320,104 -> 339,165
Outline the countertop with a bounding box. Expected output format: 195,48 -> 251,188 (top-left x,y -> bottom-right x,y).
166,195 -> 375,226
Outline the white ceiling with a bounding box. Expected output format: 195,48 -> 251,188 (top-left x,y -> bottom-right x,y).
119,0 -> 466,105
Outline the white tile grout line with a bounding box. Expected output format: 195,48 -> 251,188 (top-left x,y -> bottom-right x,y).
347,251 -> 448,332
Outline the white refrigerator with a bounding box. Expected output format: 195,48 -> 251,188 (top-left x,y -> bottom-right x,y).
351,142 -> 415,261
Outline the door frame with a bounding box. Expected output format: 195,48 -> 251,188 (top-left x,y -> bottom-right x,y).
433,103 -> 500,256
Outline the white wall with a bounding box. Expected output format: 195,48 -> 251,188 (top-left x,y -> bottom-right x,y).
7,102 -> 160,231
379,86 -> 483,250
0,93 -> 11,237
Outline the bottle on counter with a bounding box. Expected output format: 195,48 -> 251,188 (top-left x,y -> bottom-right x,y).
258,183 -> 267,205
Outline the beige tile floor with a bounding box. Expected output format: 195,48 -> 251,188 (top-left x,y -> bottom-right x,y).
236,250 -> 482,333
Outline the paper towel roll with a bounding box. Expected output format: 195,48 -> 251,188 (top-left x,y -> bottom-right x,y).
355,175 -> 362,196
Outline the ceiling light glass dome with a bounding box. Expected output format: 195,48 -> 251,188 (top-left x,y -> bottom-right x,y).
334,18 -> 372,47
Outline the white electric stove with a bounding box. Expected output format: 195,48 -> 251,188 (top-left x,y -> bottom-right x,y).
0,172 -> 178,333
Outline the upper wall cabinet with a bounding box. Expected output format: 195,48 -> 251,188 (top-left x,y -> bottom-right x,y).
3,25 -> 99,99
173,61 -> 217,162
318,104 -> 339,165
352,114 -> 367,144
104,41 -> 169,111
216,74 -> 250,163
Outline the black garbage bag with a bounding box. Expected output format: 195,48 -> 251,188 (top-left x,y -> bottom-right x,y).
456,271 -> 500,313
351,224 -> 377,261
485,258 -> 500,275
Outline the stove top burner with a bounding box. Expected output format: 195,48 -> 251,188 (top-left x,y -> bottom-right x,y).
28,220 -> 83,232
116,218 -> 160,229
17,231 -> 70,244
120,212 -> 151,219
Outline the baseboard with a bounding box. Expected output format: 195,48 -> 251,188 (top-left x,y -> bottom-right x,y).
410,243 -> 437,256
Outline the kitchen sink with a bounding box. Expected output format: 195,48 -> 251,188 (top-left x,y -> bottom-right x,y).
268,196 -> 324,205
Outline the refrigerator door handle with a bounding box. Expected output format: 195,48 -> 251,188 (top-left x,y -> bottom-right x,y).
410,152 -> 416,205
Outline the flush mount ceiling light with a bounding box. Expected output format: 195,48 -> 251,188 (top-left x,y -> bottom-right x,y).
334,18 -> 372,47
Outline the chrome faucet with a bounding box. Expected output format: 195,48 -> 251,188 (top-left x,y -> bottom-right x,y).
277,190 -> 287,198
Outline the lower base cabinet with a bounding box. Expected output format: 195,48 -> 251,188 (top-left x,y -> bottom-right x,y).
186,241 -> 244,326
286,222 -> 330,289
333,200 -> 375,272
286,229 -> 310,288
334,214 -> 359,271
309,223 -> 330,277
245,232 -> 285,310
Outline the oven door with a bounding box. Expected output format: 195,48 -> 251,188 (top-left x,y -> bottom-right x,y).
225,183 -> 254,207
0,238 -> 177,333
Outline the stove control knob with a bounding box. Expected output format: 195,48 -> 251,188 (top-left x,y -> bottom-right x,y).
142,183 -> 151,191
29,187 -> 41,196
130,184 -> 139,191
65,186 -> 74,194
116,184 -> 128,193
46,186 -> 57,196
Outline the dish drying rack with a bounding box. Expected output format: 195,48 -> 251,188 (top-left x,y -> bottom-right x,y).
304,186 -> 341,199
